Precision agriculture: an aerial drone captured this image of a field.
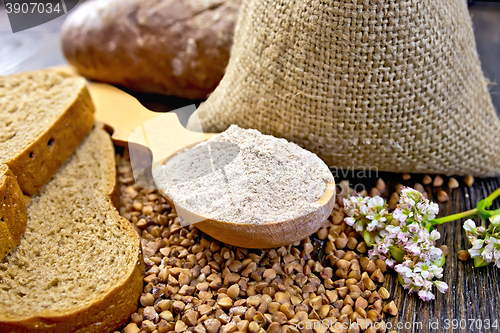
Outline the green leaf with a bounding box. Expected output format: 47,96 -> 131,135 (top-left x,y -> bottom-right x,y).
477,199 -> 494,220
432,253 -> 446,267
397,273 -> 405,286
473,256 -> 490,268
390,246 -> 406,263
362,230 -> 376,247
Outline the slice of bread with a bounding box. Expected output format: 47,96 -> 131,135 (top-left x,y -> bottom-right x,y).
0,125 -> 144,333
0,165 -> 27,260
0,70 -> 95,196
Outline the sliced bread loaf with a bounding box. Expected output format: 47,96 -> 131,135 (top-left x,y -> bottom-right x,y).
0,125 -> 144,333
0,70 -> 95,196
0,165 -> 27,260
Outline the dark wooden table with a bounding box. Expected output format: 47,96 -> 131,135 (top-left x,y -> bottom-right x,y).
1,2 -> 500,332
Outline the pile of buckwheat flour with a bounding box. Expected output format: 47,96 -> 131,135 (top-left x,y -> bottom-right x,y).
153,125 -> 333,224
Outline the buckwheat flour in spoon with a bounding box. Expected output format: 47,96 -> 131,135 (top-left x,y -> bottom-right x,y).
153,125 -> 333,224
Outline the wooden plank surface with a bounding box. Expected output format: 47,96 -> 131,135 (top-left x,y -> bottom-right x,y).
1,2 -> 500,332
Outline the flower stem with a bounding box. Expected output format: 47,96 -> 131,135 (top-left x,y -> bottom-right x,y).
431,208 -> 477,225
486,187 -> 500,203
429,186 -> 500,226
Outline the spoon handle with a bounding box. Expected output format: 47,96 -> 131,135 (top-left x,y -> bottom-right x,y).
87,81 -> 158,145
50,65 -> 215,146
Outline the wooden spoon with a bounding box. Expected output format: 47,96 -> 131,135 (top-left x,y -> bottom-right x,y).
158,182 -> 336,248
55,67 -> 336,248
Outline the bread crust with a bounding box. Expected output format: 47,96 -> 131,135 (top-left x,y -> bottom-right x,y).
0,222 -> 143,333
0,165 -> 27,260
5,74 -> 95,196
0,127 -> 145,333
61,0 -> 240,99
0,217 -> 144,333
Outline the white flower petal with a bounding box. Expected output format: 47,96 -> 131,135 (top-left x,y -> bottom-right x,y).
463,219 -> 477,233
434,281 -> 449,293
471,239 -> 485,250
430,230 -> 441,241
491,215 -> 500,225
345,217 -> 356,226
468,248 -> 482,258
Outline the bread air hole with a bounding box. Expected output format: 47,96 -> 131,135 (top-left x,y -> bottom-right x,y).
29,152 -> 34,159
47,138 -> 55,147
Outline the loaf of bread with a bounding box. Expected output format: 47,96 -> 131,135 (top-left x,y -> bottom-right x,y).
0,165 -> 27,260
0,125 -> 144,333
0,70 -> 95,196
61,0 -> 240,99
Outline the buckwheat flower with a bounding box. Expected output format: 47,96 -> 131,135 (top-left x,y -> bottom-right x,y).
492,238 -> 500,268
406,242 -> 422,256
463,219 -> 477,235
418,288 -> 435,301
482,242 -> 494,262
413,275 -> 425,287
344,217 -> 356,227
464,214 -> 500,267
429,230 -> 440,242
434,281 -> 449,293
407,222 -> 420,233
351,195 -> 368,204
414,262 -> 432,279
429,264 -> 444,279
366,213 -> 386,232
481,237 -> 500,265
393,207 -> 412,223
397,231 -> 410,244
368,196 -> 384,209
416,202 -> 428,214
383,225 -> 400,241
491,215 -> 500,225
376,241 -> 390,255
468,239 -> 485,258
344,194 -> 389,234
385,258 -> 396,267
429,247 -> 444,262
395,261 -> 412,278
344,188 -> 447,301
345,217 -> 365,233
401,188 -> 418,205
426,202 -> 439,220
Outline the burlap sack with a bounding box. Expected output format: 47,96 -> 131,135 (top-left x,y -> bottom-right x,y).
196,0 -> 500,177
